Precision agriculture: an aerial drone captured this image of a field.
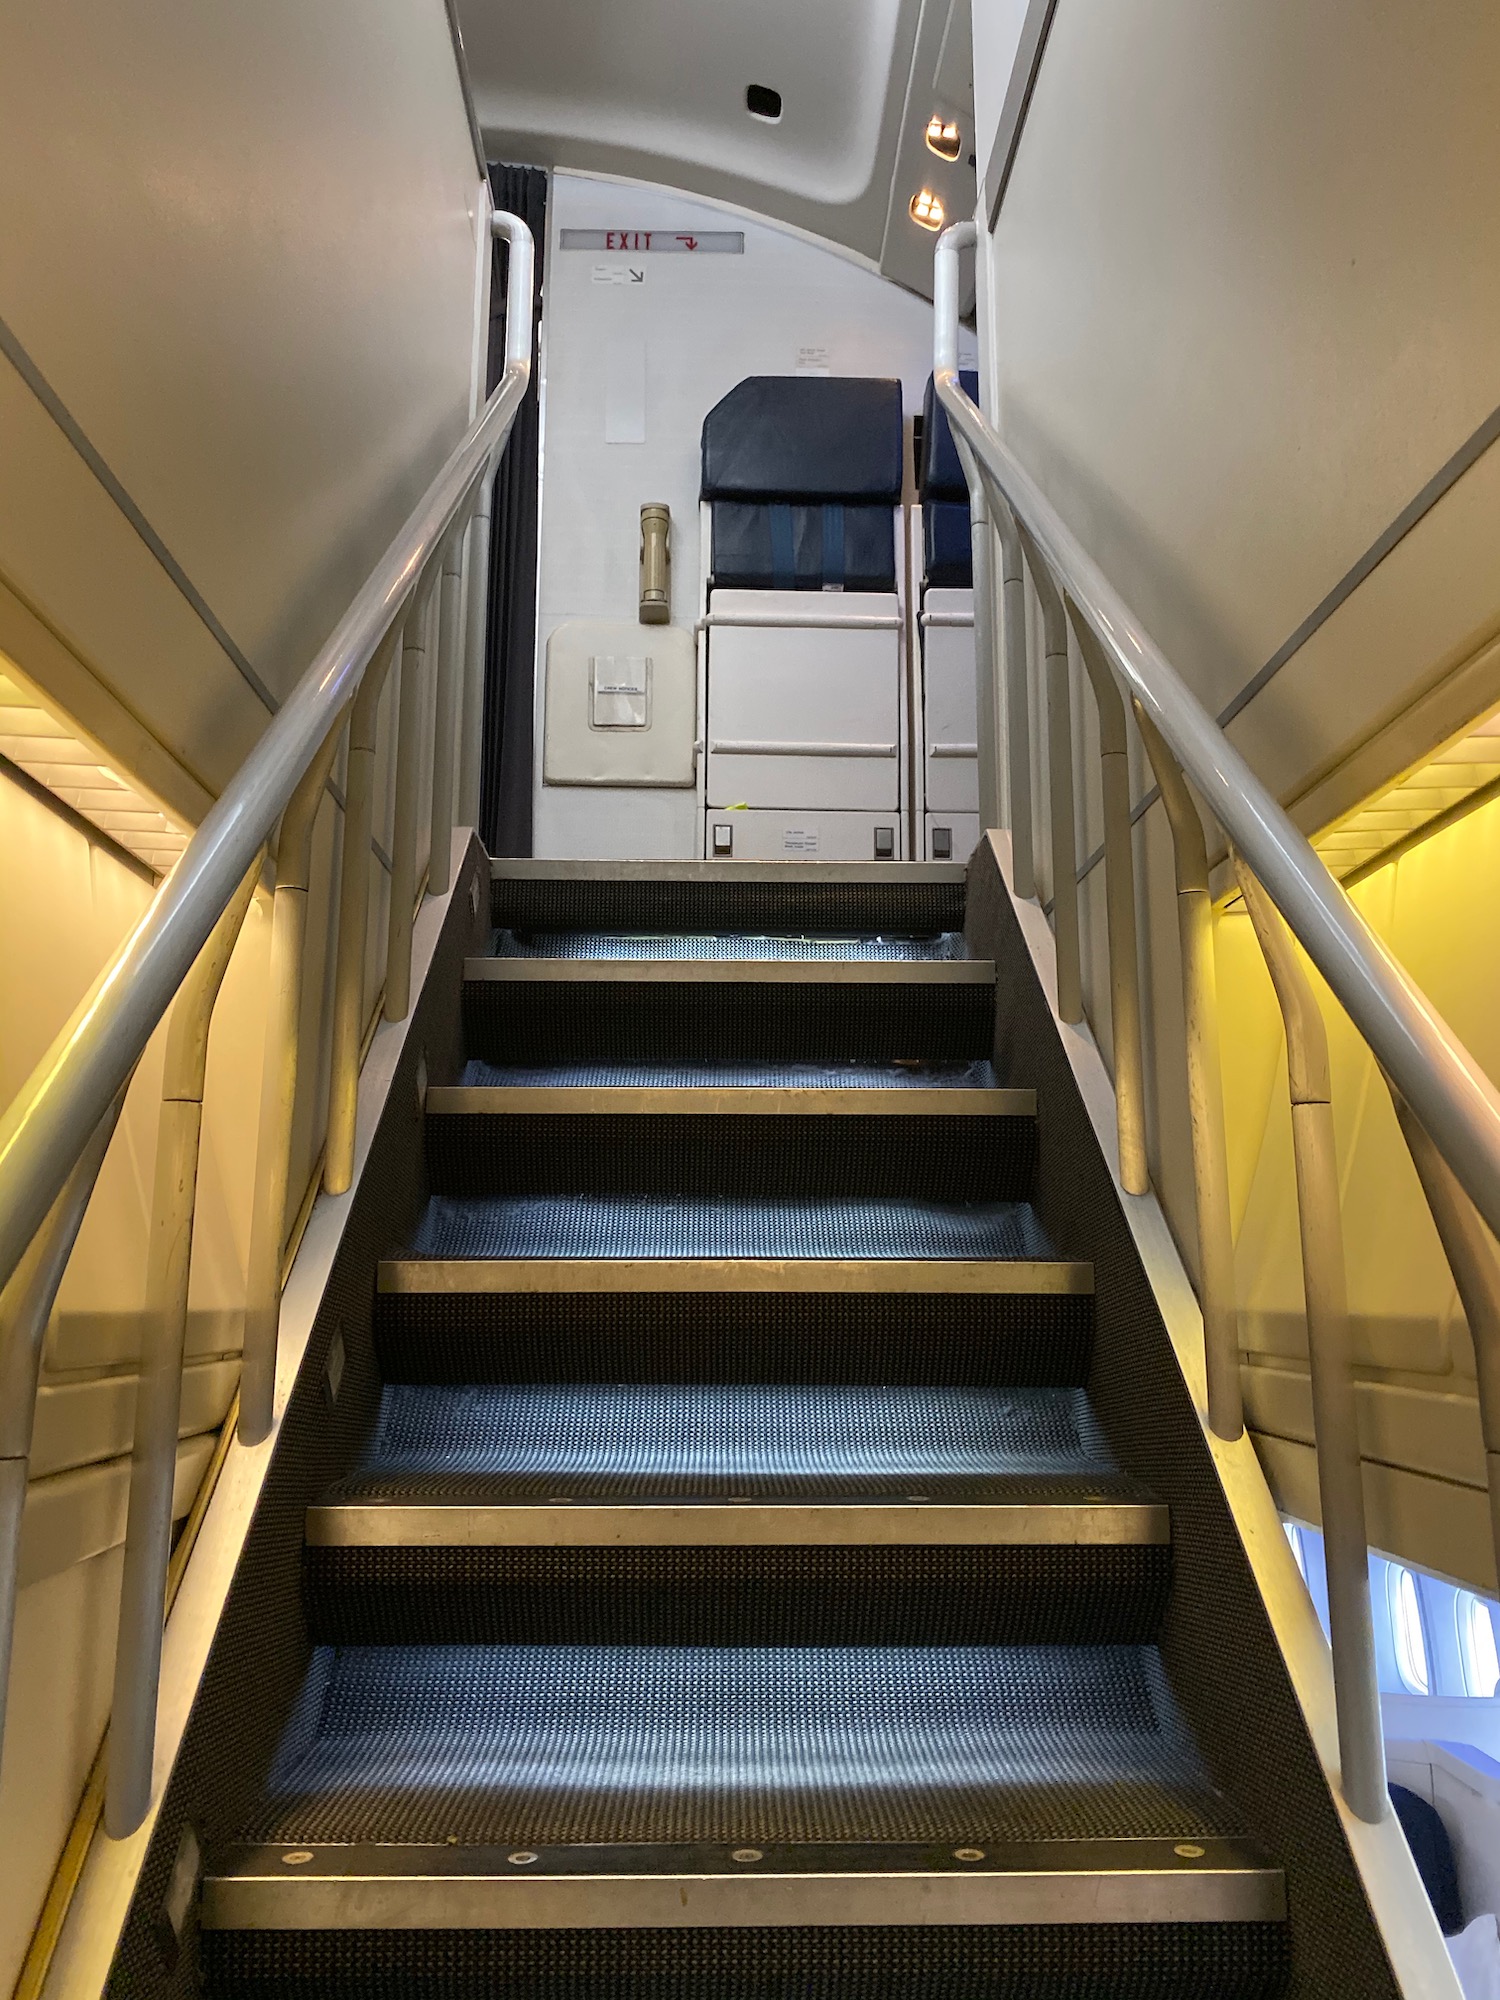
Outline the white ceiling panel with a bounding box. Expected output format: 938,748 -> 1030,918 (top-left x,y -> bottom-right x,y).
469,0 -> 903,203
460,0 -> 974,283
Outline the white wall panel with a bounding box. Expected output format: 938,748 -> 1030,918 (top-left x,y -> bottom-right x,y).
466,0 -> 923,264
534,174 -> 939,860
0,0 -> 482,789
970,0 -> 1030,192
986,0 -> 1500,796
0,1549 -> 124,1996
974,1 -> 1500,1591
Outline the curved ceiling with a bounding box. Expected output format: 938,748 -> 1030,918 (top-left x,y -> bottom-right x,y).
457,0 -> 976,294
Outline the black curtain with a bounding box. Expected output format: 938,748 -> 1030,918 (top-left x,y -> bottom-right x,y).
479,163 -> 547,855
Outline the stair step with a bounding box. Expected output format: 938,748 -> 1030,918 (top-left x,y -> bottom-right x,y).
457,1057 -> 1002,1088
489,929 -> 970,961
372,1257 -> 1094,1389
220,1641 -> 1251,1851
405,1193 -> 1052,1262
314,1383 -> 1136,1508
490,856 -> 968,941
422,1087 -> 1036,1202
304,1385 -> 1166,1640
466,956 -> 993,982
462,957 -> 995,1064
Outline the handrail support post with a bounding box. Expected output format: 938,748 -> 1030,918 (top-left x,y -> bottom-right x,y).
1135,705 -> 1242,1440
1235,856 -> 1387,1823
105,854 -> 262,1839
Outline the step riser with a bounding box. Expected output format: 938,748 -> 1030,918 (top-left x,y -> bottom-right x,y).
203,1920 -> 1289,2000
373,1291 -> 1094,1388
491,874 -> 967,939
424,1113 -> 1036,1201
462,981 -> 995,1065
300,1544 -> 1172,1647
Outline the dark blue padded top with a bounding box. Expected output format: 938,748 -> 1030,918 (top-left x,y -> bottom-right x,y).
701,376 -> 903,503
921,370 -> 980,501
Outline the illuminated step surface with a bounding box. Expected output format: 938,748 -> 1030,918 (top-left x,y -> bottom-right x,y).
205,1642 -> 1280,1933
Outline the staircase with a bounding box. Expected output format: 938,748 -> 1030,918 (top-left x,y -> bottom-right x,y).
165,854 -> 1370,1998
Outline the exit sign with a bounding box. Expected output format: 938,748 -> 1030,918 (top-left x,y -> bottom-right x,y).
560,229 -> 744,254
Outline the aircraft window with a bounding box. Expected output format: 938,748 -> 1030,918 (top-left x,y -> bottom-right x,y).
1389,1566 -> 1431,1695
1458,1591 -> 1500,1698
745,85 -> 782,124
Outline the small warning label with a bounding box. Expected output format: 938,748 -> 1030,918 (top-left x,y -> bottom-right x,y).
782,827 -> 820,854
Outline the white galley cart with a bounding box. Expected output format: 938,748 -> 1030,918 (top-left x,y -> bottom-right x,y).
695,376 -> 911,863
914,369 -> 981,864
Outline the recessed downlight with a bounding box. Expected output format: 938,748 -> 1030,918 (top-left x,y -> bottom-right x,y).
746,84 -> 783,123
909,188 -> 945,231
925,115 -> 962,161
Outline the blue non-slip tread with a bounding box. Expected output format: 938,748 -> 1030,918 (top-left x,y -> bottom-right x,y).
320,1383 -> 1147,1506
488,929 -> 971,962
251,1641 -> 1238,1846
407,1194 -> 1054,1262
456,1057 -> 1001,1090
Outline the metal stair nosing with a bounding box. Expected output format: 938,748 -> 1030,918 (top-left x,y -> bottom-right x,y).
374,1256 -> 1093,1296
462,957 -> 996,985
203,1837 -> 1284,1932
489,858 -> 970,886
304,1489 -> 1168,1549
424,1084 -> 1032,1117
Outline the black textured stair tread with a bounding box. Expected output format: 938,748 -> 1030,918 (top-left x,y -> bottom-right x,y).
458,1057 -> 1000,1090
407,1195 -> 1053,1262
247,1643 -> 1238,1846
319,1384 -> 1145,1506
490,930 -> 969,962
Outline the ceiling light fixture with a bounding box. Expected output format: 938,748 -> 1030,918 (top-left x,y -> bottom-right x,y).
909,188 -> 945,231
925,115 -> 962,161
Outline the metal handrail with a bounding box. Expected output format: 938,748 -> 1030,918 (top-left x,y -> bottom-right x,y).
0,212 -> 534,1813
933,213 -> 1500,1829
934,219 -> 1500,1247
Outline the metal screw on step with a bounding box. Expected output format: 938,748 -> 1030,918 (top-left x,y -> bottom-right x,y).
953,1848 -> 986,1863
508,1851 -> 539,1866
281,1851 -> 313,1866
732,1848 -> 763,1864
1174,1844 -> 1205,1859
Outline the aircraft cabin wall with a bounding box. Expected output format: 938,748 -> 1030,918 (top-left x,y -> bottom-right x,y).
0,1 -> 487,1982
972,0 -> 1500,1594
